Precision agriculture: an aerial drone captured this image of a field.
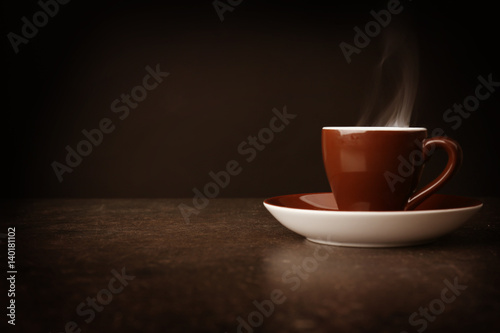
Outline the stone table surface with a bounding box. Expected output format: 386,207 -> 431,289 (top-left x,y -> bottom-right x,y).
1,197 -> 499,333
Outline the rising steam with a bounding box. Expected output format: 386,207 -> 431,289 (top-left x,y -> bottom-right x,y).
357,29 -> 419,127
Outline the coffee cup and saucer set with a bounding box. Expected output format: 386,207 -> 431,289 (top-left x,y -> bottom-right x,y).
263,127 -> 483,247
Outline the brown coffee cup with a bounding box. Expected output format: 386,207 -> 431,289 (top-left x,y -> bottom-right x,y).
322,127 -> 462,211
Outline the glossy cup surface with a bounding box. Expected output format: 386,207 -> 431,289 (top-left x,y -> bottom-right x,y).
322,127 -> 427,211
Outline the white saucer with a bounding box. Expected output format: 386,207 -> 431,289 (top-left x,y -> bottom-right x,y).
263,193 -> 483,248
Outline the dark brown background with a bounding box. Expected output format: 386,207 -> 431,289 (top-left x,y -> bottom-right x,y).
3,0 -> 500,199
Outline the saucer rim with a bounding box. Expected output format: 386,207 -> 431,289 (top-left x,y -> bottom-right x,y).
263,192 -> 483,214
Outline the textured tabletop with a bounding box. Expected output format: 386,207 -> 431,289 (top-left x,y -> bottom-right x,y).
2,197 -> 499,333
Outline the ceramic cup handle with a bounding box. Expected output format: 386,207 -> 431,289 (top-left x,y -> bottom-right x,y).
405,137 -> 463,211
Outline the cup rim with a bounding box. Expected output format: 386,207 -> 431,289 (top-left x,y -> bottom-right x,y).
322,126 -> 426,131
